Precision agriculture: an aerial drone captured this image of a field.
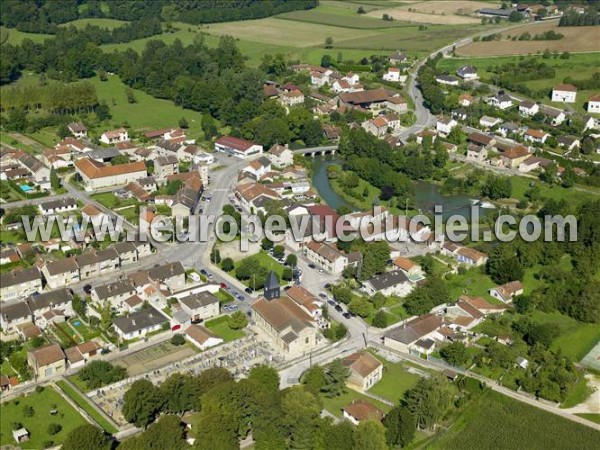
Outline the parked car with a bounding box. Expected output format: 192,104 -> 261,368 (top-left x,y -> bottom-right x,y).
83,284 -> 92,294
220,282 -> 227,289
327,300 -> 337,307
318,269 -> 324,274
200,269 -> 208,275
343,312 -> 351,319
334,304 -> 343,312
308,263 -> 316,269
319,293 -> 327,299
245,287 -> 253,294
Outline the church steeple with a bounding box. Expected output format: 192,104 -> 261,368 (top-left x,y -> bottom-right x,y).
264,271 -> 280,300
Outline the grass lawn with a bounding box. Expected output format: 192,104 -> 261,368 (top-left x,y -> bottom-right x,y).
90,192 -> 137,209
69,318 -> 103,342
60,18 -> 129,30
216,289 -> 234,305
444,266 -> 498,301
56,380 -> 118,434
321,389 -> 392,418
0,26 -> 52,45
367,354 -> 420,403
576,413 -> 600,425
232,251 -> 286,286
0,386 -> 88,449
560,376 -> 594,409
510,176 -> 597,208
427,388 -> 600,450
204,316 -> 245,342
88,74 -> 206,140
0,359 -> 17,377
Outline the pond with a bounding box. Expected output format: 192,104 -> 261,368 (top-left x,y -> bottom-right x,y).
311,156 -> 492,220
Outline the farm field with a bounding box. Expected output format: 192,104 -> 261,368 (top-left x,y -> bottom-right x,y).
425,388 -> 600,449
0,386 -> 88,449
457,22 -> 600,56
366,8 -> 481,25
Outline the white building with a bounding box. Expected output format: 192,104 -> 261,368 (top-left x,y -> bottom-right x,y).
436,116 -> 457,135
383,68 -> 401,82
456,65 -> 478,81
552,84 -> 577,103
587,94 -> 600,114
214,136 -> 263,158
75,158 -> 147,191
268,144 -> 294,168
112,307 -> 168,341
362,270 -> 413,297
100,128 -> 129,144
519,100 -> 539,116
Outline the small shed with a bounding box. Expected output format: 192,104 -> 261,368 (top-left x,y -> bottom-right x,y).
443,369 -> 458,381
516,356 -> 529,370
13,428 -> 30,443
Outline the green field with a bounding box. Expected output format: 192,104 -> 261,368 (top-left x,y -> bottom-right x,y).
321,388 -> 392,418
59,18 -> 129,30
437,52 -> 600,114
0,386 -> 88,449
426,388 -> 600,450
367,353 -> 420,402
56,380 -> 118,434
0,26 -> 52,45
88,75 -> 206,139
204,316 -> 245,342
576,413 -> 600,424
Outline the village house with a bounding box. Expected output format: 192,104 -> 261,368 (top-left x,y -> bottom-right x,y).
524,128 -> 549,144
100,128 -> 129,145
279,89 -> 305,107
519,100 -> 539,116
363,116 -> 392,138
147,261 -> 186,293
389,51 -> 408,64
15,152 -> 51,186
479,116 -> 502,129
362,270 -> 414,297
185,324 -> 224,350
39,197 -> 78,215
587,94 -> 600,113
242,156 -> 272,179
383,67 -> 402,83
76,248 -> 120,280
28,288 -> 73,325
452,108 -> 468,121
436,116 -> 457,136
342,351 -> 383,391
540,105 -> 566,126
488,93 -> 513,110
268,144 -> 294,168
518,156 -> 552,173
383,314 -> 444,353
338,88 -> 392,111
0,248 -> 20,266
551,84 -> 577,103
41,258 -> 80,289
500,145 -> 531,169
456,246 -> 488,266
0,302 -> 33,333
92,279 -> 137,310
154,154 -> 179,180
27,343 -> 66,380
235,182 -> 281,213
490,281 -> 524,303
392,257 -> 423,278
498,122 -> 521,137
67,122 -> 87,138
215,136 -> 263,158
385,96 -> 408,114
64,341 -> 102,368
459,93 -> 474,107
112,307 -> 168,341
343,400 -> 385,426
436,74 -> 459,86
304,240 -> 359,275
75,157 -> 147,191
285,286 -> 323,319
456,65 -> 478,81
0,267 -> 43,302
468,132 -> 496,149
557,136 -> 580,152
178,292 -> 220,322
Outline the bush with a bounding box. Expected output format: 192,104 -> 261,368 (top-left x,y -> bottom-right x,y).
35,385 -> 45,393
171,334 -> 186,346
372,310 -> 388,328
42,441 -> 54,449
78,360 -> 127,389
23,405 -> 35,417
47,423 -> 62,435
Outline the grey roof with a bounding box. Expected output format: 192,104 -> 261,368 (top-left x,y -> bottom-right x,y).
541,105 -> 564,118
265,271 -> 280,290
415,338 -> 435,349
28,288 -> 72,312
257,156 -> 272,167
114,241 -> 137,255
0,267 -> 41,288
137,176 -> 156,187
179,291 -> 219,310
281,331 -> 298,344
40,197 -> 77,212
76,248 -> 119,267
500,122 -> 519,131
147,262 -> 185,281
495,94 -> 512,103
87,148 -> 121,160
156,154 -> 179,166
436,74 -> 459,83
385,314 -> 442,345
457,65 -> 477,76
480,8 -> 514,17
366,270 -> 409,291
1,301 -> 32,321
157,140 -> 182,153
112,307 -> 167,334
173,309 -> 190,323
557,136 -> 578,146
94,280 -> 135,301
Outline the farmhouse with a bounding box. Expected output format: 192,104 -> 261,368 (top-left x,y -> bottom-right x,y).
488,93 -> 513,110
519,100 -> 539,116
459,94 -> 474,107
342,351 -> 383,391
338,88 -> 391,110
178,292 -> 220,322
392,257 -> 423,278
385,96 -> 408,114
540,105 -> 566,126
215,136 -> 263,158
587,94 -> 600,113
436,116 -> 457,135
383,67 -> 405,83
557,136 -> 580,152
242,156 -> 272,179
552,84 -> 577,103
455,246 -> 488,266
100,128 -> 129,144
389,51 -> 407,64
490,281 -> 524,303
39,197 -> 77,215
0,302 -> 33,333
75,158 -> 147,191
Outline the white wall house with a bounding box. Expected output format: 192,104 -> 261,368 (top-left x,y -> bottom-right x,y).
100,128 -> 129,144
552,84 -> 577,103
588,94 -> 600,113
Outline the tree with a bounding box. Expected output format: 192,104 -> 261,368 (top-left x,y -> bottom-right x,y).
62,424 -> 111,450
331,285 -> 353,304
171,334 -> 185,346
47,423 -> 62,436
261,237 -> 274,251
353,420 -> 388,450
248,365 -> 280,391
282,267 -> 293,281
111,155 -> 131,165
383,406 -> 415,448
202,115 -> 218,139
273,245 -> 285,259
322,359 -> 350,397
282,386 -> 322,449
285,254 -> 298,267
221,257 -> 234,272
50,168 -> 61,191
348,297 -> 373,318
300,120 -> 324,146
57,123 -> 70,139
210,246 -> 221,264
302,365 -> 327,395
122,379 -> 161,428
95,101 -> 111,121
78,360 -> 126,390
125,87 -> 137,104
403,276 -> 450,316
439,342 -> 469,366
403,374 -> 454,429
509,11 -> 523,22
486,244 -> 524,284
321,54 -> 332,67
372,310 -> 388,328
324,36 -> 333,48
228,311 -> 248,330
320,419 -> 355,450
360,241 -> 390,280
120,415 -> 186,450
357,6 -> 366,14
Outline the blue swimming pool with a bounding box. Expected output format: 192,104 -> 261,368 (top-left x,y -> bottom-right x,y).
73,321 -> 81,327
19,184 -> 33,192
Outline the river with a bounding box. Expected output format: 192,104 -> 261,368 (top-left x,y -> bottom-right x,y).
310,156 -> 491,219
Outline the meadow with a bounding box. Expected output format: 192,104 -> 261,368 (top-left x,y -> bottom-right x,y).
59,18 -> 129,30
425,388 -> 600,449
0,386 -> 88,449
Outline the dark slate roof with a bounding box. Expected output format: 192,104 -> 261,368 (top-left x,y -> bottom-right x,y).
265,271 -> 280,290
147,262 -> 185,281
385,314 -> 442,345
366,270 -> 409,291
40,197 -> 77,212
0,267 -> 41,288
86,148 -> 121,160
28,288 -> 72,312
179,291 -> 219,310
1,301 -> 32,321
112,307 -> 167,334
94,280 -> 136,301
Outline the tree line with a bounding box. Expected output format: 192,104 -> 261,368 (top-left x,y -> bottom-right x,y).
559,6 -> 600,27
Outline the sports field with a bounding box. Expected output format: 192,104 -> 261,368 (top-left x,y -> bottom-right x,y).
457,22 -> 600,56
